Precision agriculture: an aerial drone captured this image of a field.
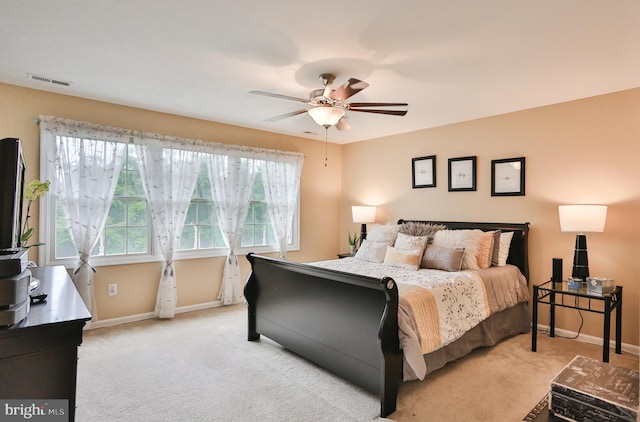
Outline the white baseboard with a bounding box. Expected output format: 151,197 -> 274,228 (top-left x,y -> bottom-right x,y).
536,323 -> 639,356
88,300 -> 223,330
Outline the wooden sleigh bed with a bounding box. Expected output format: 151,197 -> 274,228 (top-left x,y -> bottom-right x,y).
244,220 -> 530,417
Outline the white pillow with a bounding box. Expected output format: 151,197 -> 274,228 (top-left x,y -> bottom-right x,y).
366,224 -> 400,244
394,232 -> 429,252
354,239 -> 389,263
383,246 -> 422,271
497,231 -> 514,266
432,229 -> 485,270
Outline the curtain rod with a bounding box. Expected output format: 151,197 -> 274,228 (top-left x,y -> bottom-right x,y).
35,115 -> 304,160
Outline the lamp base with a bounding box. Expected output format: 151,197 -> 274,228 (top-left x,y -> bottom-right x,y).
571,233 -> 589,281
360,223 -> 367,247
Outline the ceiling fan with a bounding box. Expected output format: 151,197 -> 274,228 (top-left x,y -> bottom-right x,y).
250,73 -> 408,130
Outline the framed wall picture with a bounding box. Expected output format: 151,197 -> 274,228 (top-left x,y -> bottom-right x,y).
491,157 -> 525,196
412,155 -> 436,188
448,156 -> 476,191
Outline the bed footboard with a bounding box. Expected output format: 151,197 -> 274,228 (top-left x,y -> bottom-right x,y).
245,253 -> 402,417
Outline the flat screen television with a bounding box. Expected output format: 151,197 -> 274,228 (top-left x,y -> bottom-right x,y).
0,138 -> 26,251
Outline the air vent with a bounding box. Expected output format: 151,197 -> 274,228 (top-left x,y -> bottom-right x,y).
27,73 -> 72,87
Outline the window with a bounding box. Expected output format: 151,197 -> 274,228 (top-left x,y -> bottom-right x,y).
179,161 -> 221,251
52,145 -> 150,260
177,161 -> 282,253
44,143 -> 299,268
241,165 -> 278,247
104,147 -> 149,256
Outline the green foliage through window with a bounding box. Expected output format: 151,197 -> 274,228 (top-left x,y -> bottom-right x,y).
53,145 -> 284,260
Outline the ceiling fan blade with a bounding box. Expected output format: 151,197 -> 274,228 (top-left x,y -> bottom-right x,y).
335,116 -> 352,131
348,102 -> 408,107
329,78 -> 370,101
349,108 -> 408,116
250,90 -> 309,103
264,109 -> 308,122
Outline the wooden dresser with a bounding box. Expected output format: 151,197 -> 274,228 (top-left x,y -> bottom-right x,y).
0,266 -> 91,421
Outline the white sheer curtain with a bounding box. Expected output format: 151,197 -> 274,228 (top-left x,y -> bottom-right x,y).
135,143 -> 201,318
206,154 -> 256,305
41,115 -> 304,316
39,116 -> 127,318
261,157 -> 303,259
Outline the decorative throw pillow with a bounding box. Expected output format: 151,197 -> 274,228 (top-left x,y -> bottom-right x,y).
432,229 -> 485,270
354,239 -> 389,263
491,230 -> 502,267
394,232 -> 429,252
476,231 -> 495,269
366,224 -> 400,244
398,222 -> 446,241
497,231 -> 514,266
421,245 -> 465,272
383,246 -> 422,271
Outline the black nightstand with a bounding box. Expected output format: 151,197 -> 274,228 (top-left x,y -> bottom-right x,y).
337,253 -> 353,259
531,280 -> 622,362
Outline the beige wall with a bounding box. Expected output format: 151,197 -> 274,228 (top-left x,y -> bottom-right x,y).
2,82 -> 638,348
341,88 -> 640,347
0,82 -> 342,320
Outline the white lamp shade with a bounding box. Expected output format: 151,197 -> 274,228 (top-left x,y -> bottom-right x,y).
308,106 -> 345,127
352,206 -> 376,223
558,205 -> 607,233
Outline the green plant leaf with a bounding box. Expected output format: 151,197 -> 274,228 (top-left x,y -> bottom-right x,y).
21,227 -> 34,243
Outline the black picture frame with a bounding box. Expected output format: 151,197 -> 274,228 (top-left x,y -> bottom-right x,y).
412,155 -> 436,188
491,157 -> 526,196
448,156 -> 476,192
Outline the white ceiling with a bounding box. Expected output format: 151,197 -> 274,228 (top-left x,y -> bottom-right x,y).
1,1 -> 639,144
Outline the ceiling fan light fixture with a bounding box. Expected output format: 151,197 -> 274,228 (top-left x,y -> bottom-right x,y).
308,106 -> 345,127
251,74 -> 407,130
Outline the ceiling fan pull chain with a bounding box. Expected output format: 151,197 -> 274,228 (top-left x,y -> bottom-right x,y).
324,126 -> 328,167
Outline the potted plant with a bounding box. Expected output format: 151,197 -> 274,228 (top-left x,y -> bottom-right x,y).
20,179 -> 50,249
347,231 -> 359,256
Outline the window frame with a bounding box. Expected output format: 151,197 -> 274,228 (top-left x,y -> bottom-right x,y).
39,139 -> 300,269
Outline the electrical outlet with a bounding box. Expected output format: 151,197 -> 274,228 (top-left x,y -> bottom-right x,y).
108,283 -> 117,296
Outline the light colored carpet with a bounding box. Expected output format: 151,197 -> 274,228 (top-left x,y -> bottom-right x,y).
76,305 -> 638,422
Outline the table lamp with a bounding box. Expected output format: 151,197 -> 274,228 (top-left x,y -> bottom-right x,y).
558,204 -> 607,281
352,206 -> 376,246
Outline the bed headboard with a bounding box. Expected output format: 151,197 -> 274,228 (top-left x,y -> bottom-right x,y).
397,219 -> 530,281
